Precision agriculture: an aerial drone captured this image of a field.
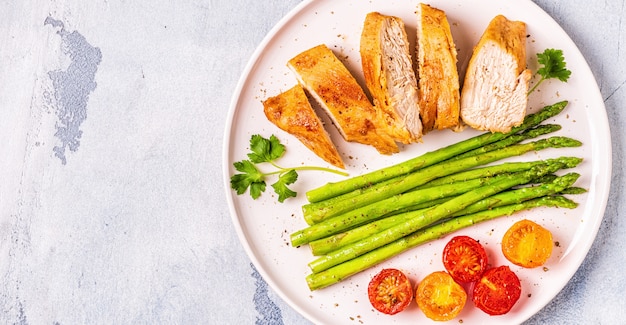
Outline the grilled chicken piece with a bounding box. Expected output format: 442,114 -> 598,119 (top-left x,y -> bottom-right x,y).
263,84 -> 345,169
360,12 -> 423,144
415,3 -> 461,132
460,15 -> 532,133
287,44 -> 399,155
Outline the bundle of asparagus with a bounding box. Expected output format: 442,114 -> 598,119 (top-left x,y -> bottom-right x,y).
289,101 -> 587,291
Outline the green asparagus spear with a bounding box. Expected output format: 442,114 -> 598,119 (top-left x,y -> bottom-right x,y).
411,156 -> 577,191
308,205 -> 432,256
451,124 -> 561,160
308,172 -> 580,256
300,137 -> 581,225
305,101 -> 569,203
301,175 -> 401,225
559,187 -> 588,195
306,164 -> 565,273
532,174 -> 559,184
453,172 -> 580,216
306,196 -> 578,290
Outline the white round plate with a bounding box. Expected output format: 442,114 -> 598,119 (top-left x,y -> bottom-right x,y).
223,0 -> 611,323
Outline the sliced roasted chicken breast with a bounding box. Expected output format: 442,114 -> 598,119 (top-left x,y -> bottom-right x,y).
415,3 -> 462,132
287,44 -> 399,155
460,15 -> 532,133
360,11 -> 423,144
263,84 -> 345,169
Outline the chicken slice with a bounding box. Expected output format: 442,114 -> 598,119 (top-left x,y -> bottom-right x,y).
360,11 -> 423,144
460,15 -> 532,133
287,44 -> 399,155
263,84 -> 345,169
415,3 -> 462,132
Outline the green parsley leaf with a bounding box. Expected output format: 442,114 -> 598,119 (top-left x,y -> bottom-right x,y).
233,159 -> 261,176
230,160 -> 266,198
528,48 -> 572,94
537,49 -> 571,82
248,180 -> 267,200
248,134 -> 285,163
267,134 -> 286,160
272,169 -> 299,203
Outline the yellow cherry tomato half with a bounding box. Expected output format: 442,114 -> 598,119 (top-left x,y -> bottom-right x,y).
502,219 -> 554,268
416,271 -> 467,321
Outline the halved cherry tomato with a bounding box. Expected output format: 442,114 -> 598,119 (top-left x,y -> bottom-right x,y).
416,271 -> 467,321
502,219 -> 553,268
472,265 -> 521,315
367,268 -> 413,315
442,235 -> 489,283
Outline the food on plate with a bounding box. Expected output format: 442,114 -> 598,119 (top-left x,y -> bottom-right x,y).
262,84 -> 345,169
472,265 -> 522,315
442,235 -> 488,283
360,12 -> 423,144
367,268 -> 414,315
501,219 -> 554,268
299,124 -> 582,291
230,134 -> 348,203
287,44 -> 399,154
415,3 -> 462,132
298,103 -> 583,291
415,271 -> 467,321
460,15 -> 532,133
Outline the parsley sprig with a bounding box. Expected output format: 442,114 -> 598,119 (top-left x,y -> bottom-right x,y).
528,48 -> 572,95
230,134 -> 348,203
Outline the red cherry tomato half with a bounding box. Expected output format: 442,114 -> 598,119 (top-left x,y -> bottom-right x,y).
442,235 -> 489,283
367,268 -> 413,315
472,265 -> 522,315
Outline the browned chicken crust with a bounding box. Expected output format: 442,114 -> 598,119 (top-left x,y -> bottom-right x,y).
460,15 -> 532,133
360,12 -> 423,144
415,3 -> 461,132
263,84 -> 345,169
287,44 -> 399,155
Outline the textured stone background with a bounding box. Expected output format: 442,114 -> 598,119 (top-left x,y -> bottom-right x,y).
1,0 -> 623,324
